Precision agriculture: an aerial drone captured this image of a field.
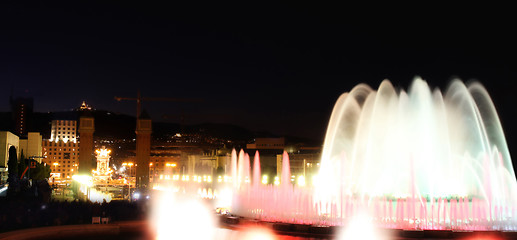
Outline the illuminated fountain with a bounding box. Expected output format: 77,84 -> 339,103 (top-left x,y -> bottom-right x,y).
231,77 -> 517,231
92,147 -> 114,183
73,147 -> 129,203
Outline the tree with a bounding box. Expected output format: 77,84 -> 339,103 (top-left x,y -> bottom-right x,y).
17,157 -> 51,181
30,160 -> 51,181
20,150 -> 25,167
7,146 -> 19,196
7,146 -> 17,179
18,155 -> 27,178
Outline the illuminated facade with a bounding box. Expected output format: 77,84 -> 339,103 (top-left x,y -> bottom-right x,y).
0,131 -> 19,183
2,131 -> 45,183
42,139 -> 79,181
50,120 -> 77,143
149,155 -> 181,183
276,153 -> 320,185
79,101 -> 92,111
19,132 -> 43,162
43,119 -> 81,182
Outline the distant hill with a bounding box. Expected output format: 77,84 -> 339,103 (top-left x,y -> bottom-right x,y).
0,110 -> 319,146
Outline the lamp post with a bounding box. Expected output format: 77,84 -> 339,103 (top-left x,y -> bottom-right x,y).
52,162 -> 59,188
122,162 -> 135,200
72,164 -> 78,176
149,162 -> 153,183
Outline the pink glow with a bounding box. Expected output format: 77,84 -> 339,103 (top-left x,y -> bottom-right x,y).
227,78 -> 517,232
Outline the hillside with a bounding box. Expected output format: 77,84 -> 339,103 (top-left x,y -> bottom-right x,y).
0,110 -> 320,147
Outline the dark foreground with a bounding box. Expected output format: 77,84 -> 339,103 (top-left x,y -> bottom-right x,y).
2,216 -> 517,240
220,214 -> 517,240
0,198 -> 148,234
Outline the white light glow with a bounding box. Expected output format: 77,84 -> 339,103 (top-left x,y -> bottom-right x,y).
338,211 -> 391,240
152,191 -> 215,240
239,227 -> 276,240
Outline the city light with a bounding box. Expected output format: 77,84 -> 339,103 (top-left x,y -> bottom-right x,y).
297,175 -> 305,187
133,192 -> 140,200
72,174 -> 93,187
122,162 -> 134,167
95,148 -> 111,157
261,175 -> 268,184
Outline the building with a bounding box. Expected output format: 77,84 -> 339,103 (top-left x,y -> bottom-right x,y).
42,139 -> 79,181
186,153 -> 218,177
78,101 -> 92,111
50,120 -> 77,143
135,111 -> 152,188
11,97 -> 34,138
149,154 -> 181,183
41,118 -> 82,182
0,131 -> 19,183
1,131 -> 44,183
246,137 -> 285,150
78,112 -> 95,175
246,137 -> 322,184
19,132 -> 43,161
276,152 -> 321,186
125,144 -> 231,185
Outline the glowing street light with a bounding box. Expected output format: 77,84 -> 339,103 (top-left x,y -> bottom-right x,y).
297,175 -> 306,187
52,162 -> 59,186
122,162 -> 135,177
262,175 -> 268,184
122,162 -> 135,199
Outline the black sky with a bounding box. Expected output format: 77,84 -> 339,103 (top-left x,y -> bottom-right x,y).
1,3 -> 516,150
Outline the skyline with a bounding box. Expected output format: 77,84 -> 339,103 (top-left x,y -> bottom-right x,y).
2,4 -> 517,238
1,3 -> 516,145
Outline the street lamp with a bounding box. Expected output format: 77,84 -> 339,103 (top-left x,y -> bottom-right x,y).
122,162 -> 135,200
149,162 -> 154,183
52,162 -> 59,187
165,163 -> 177,181
122,162 -> 134,178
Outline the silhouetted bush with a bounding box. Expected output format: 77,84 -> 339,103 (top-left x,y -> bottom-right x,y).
0,198 -> 149,233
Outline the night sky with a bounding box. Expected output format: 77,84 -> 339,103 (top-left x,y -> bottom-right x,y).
1,3 -> 516,150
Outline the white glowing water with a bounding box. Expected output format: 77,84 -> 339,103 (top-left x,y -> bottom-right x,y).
318,77 -> 516,200
232,77 -> 517,230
